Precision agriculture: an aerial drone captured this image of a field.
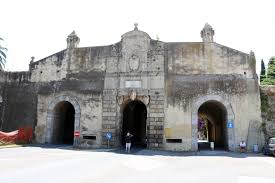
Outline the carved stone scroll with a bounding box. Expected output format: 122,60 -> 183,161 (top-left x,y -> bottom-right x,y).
117,96 -> 124,105
142,95 -> 150,105
129,90 -> 137,101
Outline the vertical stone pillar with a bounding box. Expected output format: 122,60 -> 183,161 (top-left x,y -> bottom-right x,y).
101,89 -> 118,147
147,91 -> 165,149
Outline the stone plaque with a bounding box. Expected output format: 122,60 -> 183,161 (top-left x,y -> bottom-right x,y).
125,80 -> 141,88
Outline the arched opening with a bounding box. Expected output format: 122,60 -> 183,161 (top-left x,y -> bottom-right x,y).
52,101 -> 75,144
122,100 -> 147,148
197,101 -> 228,150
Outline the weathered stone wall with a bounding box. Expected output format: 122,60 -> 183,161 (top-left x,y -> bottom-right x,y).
0,72 -> 33,132
0,74 -> 37,131
164,42 -> 263,151
70,46 -> 115,73
33,66 -> 104,147
29,50 -> 67,82
100,30 -> 166,149
35,92 -> 103,148
0,66 -> 104,147
165,74 -> 263,151
0,26 -> 263,152
260,86 -> 275,140
167,42 -> 254,76
3,71 -> 31,83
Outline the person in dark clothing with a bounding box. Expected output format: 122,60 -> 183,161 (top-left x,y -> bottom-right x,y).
125,132 -> 133,153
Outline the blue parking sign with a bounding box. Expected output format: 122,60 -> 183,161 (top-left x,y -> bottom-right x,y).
106,132 -> 112,140
227,120 -> 234,128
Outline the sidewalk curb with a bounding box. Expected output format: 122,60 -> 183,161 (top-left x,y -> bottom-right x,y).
0,144 -> 22,149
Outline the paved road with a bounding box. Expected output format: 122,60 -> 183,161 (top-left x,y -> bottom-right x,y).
0,146 -> 275,183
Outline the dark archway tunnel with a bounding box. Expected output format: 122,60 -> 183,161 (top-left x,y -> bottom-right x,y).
198,101 -> 228,150
122,100 -> 147,147
52,101 -> 75,145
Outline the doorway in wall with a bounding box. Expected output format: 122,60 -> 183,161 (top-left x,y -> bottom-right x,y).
197,100 -> 228,150
52,101 -> 75,144
122,100 -> 147,148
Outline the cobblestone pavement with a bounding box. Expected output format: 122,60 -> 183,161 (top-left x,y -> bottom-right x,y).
0,146 -> 275,183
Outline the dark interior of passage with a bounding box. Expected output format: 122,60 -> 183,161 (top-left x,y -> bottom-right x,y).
52,101 -> 75,144
198,101 -> 227,150
122,100 -> 147,147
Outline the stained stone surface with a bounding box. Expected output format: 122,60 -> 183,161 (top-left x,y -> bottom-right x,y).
0,24 -> 263,151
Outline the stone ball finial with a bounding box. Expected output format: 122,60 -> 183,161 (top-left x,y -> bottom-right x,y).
250,50 -> 255,56
134,23 -> 138,30
201,23 -> 215,42
67,30 -> 80,49
204,23 -> 213,30
31,56 -> 35,62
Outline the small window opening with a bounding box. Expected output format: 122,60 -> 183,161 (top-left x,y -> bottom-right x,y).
166,139 -> 182,143
83,135 -> 96,140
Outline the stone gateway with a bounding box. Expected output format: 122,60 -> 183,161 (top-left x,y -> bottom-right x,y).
0,23 -> 264,152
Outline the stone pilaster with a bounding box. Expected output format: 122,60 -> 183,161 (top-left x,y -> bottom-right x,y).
101,89 -> 118,147
147,90 -> 165,149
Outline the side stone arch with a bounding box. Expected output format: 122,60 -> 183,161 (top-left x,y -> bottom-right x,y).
45,95 -> 81,146
191,95 -> 235,151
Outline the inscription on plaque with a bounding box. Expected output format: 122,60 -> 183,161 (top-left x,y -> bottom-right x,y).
125,81 -> 141,88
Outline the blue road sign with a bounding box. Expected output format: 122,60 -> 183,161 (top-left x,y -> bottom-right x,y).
106,132 -> 112,140
227,120 -> 234,128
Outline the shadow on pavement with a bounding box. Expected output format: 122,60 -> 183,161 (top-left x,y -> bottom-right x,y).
19,144 -> 271,159
110,147 -> 270,159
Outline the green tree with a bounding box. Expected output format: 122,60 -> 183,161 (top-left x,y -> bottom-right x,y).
260,59 -> 266,82
267,57 -> 275,79
0,37 -> 7,70
261,56 -> 275,85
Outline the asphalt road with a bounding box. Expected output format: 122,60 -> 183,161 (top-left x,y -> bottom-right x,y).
0,146 -> 275,183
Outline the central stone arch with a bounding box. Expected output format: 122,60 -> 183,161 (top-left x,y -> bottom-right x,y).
45,95 -> 81,146
117,95 -> 149,148
121,99 -> 147,147
191,95 -> 235,151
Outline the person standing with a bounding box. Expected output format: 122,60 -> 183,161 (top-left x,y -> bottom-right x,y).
125,132 -> 133,153
240,140 -> 246,153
